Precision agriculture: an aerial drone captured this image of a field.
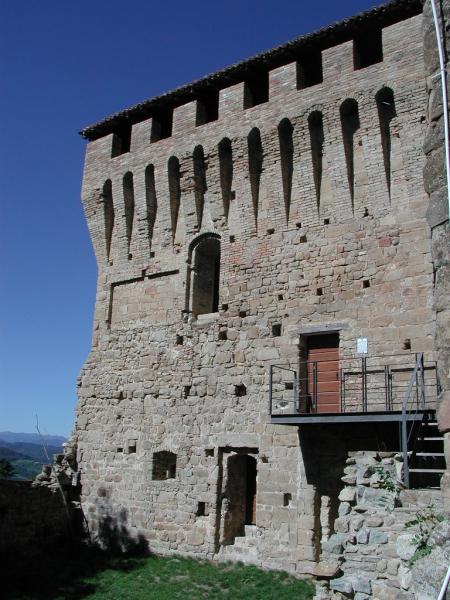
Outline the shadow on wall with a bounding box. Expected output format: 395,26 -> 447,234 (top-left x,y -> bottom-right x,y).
97,504 -> 150,556
3,501 -> 151,600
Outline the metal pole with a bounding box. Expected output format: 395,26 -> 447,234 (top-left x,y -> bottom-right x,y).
402,416 -> 409,488
313,361 -> 318,413
438,564 -> 450,600
430,0 -> 450,221
384,365 -> 389,411
269,365 -> 273,416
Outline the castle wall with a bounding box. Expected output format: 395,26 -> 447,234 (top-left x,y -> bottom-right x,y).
76,12 -> 438,574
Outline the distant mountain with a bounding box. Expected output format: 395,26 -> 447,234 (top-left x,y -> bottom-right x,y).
0,431 -> 66,446
0,442 -> 64,463
0,433 -> 67,481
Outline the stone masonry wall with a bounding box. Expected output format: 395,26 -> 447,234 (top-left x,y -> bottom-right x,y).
75,8 -> 439,576
316,451 -> 449,600
423,0 -> 450,495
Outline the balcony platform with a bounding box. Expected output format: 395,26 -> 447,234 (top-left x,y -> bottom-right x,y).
270,409 -> 436,426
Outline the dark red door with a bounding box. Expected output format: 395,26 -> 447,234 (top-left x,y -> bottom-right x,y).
307,334 -> 340,413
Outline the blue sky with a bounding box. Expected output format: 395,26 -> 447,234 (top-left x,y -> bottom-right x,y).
0,0 -> 383,436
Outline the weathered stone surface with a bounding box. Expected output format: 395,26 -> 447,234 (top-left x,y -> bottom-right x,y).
330,576 -> 353,594
313,559 -> 341,578
369,529 -> 388,545
396,533 -> 418,561
339,487 -> 356,503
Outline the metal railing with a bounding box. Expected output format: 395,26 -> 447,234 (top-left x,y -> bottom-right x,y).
401,352 -> 427,488
269,353 -> 438,417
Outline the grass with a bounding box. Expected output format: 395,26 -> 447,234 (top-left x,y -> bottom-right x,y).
4,544 -> 314,600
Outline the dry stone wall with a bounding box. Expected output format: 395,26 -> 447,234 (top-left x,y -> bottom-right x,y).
315,451 -> 449,600
75,7 -> 441,576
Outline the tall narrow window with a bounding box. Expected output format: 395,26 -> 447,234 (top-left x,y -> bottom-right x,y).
145,165 -> 157,253
278,119 -> 294,222
297,50 -> 323,89
190,235 -> 220,316
354,28 -> 383,70
111,126 -> 131,157
244,72 -> 269,109
340,99 -> 360,211
196,91 -> 219,125
308,111 -> 324,212
248,128 -> 263,226
376,88 -> 396,201
151,110 -> 173,142
218,138 -> 233,219
193,145 -> 207,230
102,179 -> 114,263
123,172 -> 135,258
168,156 -> 181,241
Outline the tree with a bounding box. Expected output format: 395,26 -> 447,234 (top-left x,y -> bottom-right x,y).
0,459 -> 15,479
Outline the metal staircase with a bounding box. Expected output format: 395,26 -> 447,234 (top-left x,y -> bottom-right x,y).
408,416 -> 446,488
401,353 -> 445,488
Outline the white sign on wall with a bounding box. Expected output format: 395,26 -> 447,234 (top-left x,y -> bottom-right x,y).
357,338 -> 368,355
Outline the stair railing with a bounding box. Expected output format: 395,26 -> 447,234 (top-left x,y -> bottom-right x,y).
401,352 -> 425,488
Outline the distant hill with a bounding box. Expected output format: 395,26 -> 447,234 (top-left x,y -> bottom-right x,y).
0,442 -> 64,463
0,431 -> 66,446
0,432 -> 67,481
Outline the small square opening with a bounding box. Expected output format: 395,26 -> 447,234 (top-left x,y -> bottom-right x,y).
218,329 -> 228,341
316,288 -> 323,296
176,334 -> 184,345
196,501 -> 208,517
239,310 -> 247,318
403,339 -> 411,350
272,323 -> 282,337
235,384 -> 247,397
283,493 -> 292,507
363,280 -> 370,289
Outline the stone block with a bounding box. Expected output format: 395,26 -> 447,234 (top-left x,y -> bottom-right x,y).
396,533 -> 418,561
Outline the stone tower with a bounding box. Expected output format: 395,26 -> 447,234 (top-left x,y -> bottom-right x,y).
76,0 -> 448,583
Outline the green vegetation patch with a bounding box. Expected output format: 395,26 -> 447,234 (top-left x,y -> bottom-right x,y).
5,545 -> 314,600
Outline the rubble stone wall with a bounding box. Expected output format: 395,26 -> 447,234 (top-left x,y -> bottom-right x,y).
316,451 -> 449,600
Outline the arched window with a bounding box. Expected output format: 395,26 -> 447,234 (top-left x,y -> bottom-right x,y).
188,234 -> 221,316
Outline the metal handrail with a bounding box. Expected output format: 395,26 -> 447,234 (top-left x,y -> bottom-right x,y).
269,354 -> 437,421
401,353 -> 425,488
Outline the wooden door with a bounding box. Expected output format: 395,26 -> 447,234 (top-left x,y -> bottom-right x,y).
307,334 -> 340,413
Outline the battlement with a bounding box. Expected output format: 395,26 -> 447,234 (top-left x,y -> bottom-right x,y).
81,10 -> 425,287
